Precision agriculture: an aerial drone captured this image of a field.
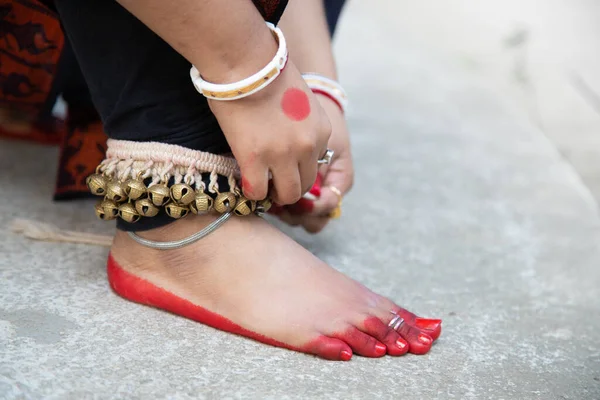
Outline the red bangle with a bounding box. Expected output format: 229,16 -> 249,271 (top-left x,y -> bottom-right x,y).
311,89 -> 345,114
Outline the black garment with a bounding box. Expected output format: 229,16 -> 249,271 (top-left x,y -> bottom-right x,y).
54,0 -> 234,155
324,0 -> 347,35
53,0 -> 346,231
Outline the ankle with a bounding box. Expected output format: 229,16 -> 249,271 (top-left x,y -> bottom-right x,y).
110,213 -> 222,273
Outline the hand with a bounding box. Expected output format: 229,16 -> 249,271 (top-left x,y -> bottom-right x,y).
209,62 -> 331,205
276,92 -> 354,233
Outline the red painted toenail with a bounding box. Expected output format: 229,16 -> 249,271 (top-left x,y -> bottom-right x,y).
418,334 -> 432,345
396,339 -> 407,349
415,318 -> 442,331
375,343 -> 387,355
340,350 -> 352,361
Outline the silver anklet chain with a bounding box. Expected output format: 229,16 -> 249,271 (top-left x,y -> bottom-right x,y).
127,211 -> 233,250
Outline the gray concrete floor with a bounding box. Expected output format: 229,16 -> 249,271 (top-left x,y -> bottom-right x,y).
386,0 -> 600,203
2,1 -> 600,399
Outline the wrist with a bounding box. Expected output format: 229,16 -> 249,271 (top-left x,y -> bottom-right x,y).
313,90 -> 344,114
192,22 -> 288,101
196,22 -> 279,85
303,73 -> 347,114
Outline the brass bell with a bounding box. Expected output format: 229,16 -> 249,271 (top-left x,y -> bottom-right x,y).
106,181 -> 127,203
100,199 -> 119,220
214,192 -> 237,213
257,198 -> 272,213
94,201 -> 110,220
170,183 -> 195,205
189,191 -> 213,214
233,196 -> 256,216
165,203 -> 189,219
124,178 -> 147,200
148,184 -> 171,207
135,198 -> 159,217
118,202 -> 141,223
86,173 -> 107,196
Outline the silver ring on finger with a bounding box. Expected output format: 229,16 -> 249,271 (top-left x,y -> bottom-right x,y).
388,311 -> 405,332
317,148 -> 334,165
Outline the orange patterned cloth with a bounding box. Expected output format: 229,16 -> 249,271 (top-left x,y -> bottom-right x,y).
0,0 -> 107,199
0,0 -> 64,143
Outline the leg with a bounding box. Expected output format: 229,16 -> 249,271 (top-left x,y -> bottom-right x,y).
55,0 -> 441,360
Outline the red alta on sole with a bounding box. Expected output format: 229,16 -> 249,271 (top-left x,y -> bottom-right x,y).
106,254 -> 353,361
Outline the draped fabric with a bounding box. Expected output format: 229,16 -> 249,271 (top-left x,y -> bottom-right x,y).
0,0 -> 64,145
0,0 -> 349,201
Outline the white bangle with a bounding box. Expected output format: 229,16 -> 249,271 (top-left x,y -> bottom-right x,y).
302,73 -> 348,113
190,22 -> 288,101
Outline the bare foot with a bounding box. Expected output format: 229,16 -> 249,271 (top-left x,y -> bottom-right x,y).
109,215 -> 442,361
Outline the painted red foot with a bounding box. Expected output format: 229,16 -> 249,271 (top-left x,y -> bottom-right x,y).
395,308 -> 443,343
107,254 -> 353,361
107,253 -> 439,360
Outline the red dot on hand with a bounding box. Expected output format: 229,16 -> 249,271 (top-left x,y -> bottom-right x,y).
281,88 -> 311,121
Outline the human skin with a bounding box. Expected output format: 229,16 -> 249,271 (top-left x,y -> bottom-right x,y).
109,0 -> 442,360
117,0 -> 331,205
276,0 -> 354,232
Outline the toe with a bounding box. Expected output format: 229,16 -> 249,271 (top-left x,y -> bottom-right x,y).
333,326 -> 387,358
414,318 -> 442,341
305,335 -> 353,361
389,305 -> 443,342
359,315 -> 409,356
396,322 -> 433,355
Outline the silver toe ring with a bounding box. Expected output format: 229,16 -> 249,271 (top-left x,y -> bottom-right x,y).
388,311 -> 405,331
318,149 -> 334,165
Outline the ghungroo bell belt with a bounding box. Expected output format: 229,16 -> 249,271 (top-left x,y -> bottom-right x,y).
86,139 -> 272,224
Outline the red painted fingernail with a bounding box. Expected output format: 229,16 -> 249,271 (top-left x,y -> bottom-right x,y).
418,334 -> 432,345
415,318 -> 442,331
340,350 -> 352,361
316,172 -> 323,186
396,339 -> 407,349
375,343 -> 387,355
297,198 -> 314,213
309,184 -> 321,197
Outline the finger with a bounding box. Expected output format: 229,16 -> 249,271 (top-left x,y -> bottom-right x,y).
277,208 -> 329,234
299,157 -> 318,198
240,164 -> 269,201
271,166 -> 301,205
310,157 -> 353,216
306,172 -> 323,198
310,187 -> 340,216
277,211 -> 303,226
295,172 -> 324,211
267,203 -> 285,216
301,216 -> 330,234
287,198 -> 314,215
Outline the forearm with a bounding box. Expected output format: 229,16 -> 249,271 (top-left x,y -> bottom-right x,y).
279,0 -> 337,79
116,0 -> 278,83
